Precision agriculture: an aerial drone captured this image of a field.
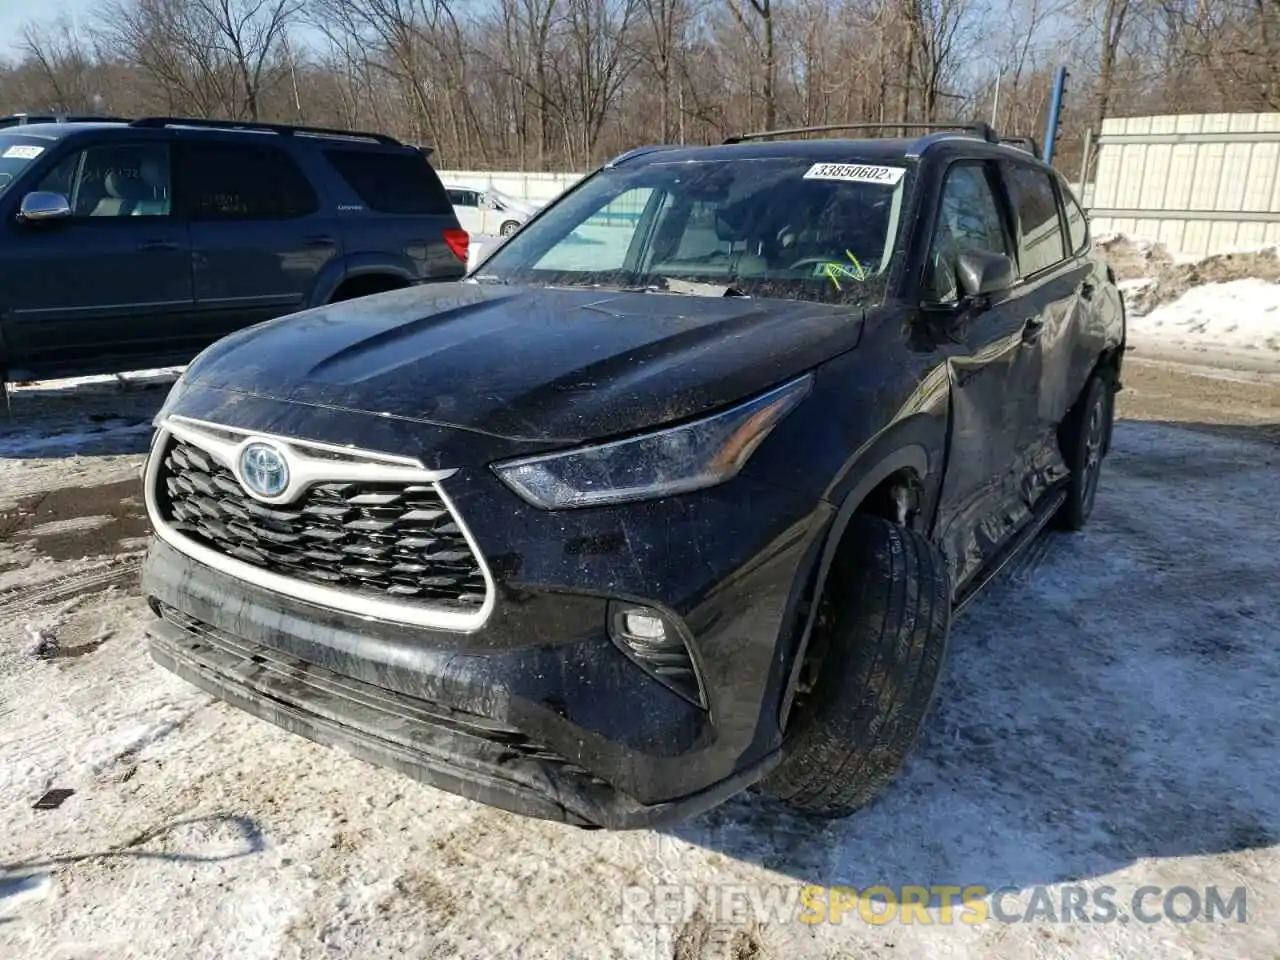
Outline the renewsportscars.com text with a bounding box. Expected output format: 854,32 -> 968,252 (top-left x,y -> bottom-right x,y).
621,883 -> 1249,927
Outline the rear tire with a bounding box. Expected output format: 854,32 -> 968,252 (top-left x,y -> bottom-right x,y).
1053,373 -> 1111,532
762,516 -> 952,818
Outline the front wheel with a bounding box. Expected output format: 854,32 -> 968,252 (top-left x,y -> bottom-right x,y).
499,220 -> 520,237
762,516 -> 952,818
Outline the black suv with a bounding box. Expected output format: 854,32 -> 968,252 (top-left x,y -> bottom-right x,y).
0,116 -> 468,385
140,123 -> 1126,828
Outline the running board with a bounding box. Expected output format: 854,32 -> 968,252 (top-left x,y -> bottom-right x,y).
953,488 -> 1067,619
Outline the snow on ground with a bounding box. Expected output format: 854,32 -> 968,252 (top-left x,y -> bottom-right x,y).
2,368 -> 180,462
1124,278 -> 1280,367
1,418 -> 1278,959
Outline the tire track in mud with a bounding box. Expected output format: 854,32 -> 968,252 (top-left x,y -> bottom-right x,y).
0,559 -> 143,622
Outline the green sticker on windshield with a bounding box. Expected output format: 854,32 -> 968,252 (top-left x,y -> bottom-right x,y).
822,251 -> 867,290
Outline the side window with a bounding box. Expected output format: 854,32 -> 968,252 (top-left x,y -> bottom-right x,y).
533,187 -> 660,272
177,142 -> 317,220
37,142 -> 171,218
324,149 -> 453,215
1001,162 -> 1067,275
926,163 -> 1009,302
1063,187 -> 1089,255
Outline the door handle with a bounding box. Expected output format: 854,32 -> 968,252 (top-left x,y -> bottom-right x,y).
305,235 -> 337,248
1079,281 -> 1095,301
1021,316 -> 1044,345
139,240 -> 179,252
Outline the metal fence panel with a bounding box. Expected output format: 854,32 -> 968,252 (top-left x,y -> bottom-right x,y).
1088,113 -> 1280,257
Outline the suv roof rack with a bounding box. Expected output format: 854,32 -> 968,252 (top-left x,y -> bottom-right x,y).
128,116 -> 403,147
999,136 -> 1042,159
0,113 -> 130,128
723,121 -> 999,145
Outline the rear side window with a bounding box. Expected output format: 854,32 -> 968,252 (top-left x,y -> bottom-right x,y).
1063,187 -> 1089,255
325,149 -> 452,214
1000,162 -> 1066,276
177,141 -> 317,220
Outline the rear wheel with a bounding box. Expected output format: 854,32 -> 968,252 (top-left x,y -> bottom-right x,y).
762,516 -> 952,818
1053,372 -> 1111,531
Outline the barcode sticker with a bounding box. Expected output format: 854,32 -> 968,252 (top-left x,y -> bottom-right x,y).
3,145 -> 45,160
803,163 -> 905,185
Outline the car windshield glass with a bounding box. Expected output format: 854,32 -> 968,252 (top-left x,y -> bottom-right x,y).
476,155 -> 912,305
0,136 -> 51,196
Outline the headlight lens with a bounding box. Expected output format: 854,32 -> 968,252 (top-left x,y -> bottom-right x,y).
491,374 -> 813,509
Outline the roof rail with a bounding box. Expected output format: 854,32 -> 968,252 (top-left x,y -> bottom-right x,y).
723,122 -> 999,145
999,136 -> 1042,159
604,144 -> 673,168
0,113 -> 131,128
128,116 -> 403,147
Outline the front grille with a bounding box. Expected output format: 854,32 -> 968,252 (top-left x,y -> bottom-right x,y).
155,439 -> 487,609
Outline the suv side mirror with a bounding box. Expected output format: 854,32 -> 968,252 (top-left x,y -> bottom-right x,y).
956,250 -> 1014,298
18,191 -> 72,223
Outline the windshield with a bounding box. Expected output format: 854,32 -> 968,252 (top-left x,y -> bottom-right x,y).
0,136 -> 52,196
476,155 -> 912,305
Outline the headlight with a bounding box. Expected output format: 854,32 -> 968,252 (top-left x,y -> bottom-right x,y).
491,374 -> 813,509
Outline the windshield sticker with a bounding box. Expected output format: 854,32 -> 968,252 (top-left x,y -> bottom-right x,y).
803,163 -> 904,185
2,145 -> 44,160
822,251 -> 868,290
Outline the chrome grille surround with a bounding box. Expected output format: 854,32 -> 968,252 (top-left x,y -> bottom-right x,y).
144,415 -> 496,631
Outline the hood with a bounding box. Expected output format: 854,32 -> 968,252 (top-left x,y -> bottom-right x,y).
184,281 -> 865,444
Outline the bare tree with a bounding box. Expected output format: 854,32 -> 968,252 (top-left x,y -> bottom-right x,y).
724,0 -> 777,128
3,0 -> 1276,173
19,17 -> 100,113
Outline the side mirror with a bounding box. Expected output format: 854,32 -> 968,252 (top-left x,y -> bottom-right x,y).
18,191 -> 72,223
956,249 -> 1014,298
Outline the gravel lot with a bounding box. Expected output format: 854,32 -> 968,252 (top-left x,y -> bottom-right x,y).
1,354 -> 1277,959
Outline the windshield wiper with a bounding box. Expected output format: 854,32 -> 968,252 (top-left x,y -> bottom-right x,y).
471,274 -> 510,285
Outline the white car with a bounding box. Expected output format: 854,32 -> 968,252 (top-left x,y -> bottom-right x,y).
445,185 -> 538,238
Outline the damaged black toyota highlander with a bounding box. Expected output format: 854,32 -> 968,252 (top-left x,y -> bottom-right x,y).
141,123 -> 1126,828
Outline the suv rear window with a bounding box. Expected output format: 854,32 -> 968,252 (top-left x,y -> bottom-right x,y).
325,149 -> 452,215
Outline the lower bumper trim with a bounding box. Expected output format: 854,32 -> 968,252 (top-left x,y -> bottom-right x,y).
147,609 -> 776,829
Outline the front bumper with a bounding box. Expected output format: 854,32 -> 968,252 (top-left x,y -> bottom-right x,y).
146,596 -> 774,828
139,386 -> 834,826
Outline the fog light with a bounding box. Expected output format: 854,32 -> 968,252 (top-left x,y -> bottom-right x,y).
607,601 -> 706,709
620,611 -> 666,644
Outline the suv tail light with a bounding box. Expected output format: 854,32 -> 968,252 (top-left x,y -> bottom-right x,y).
444,228 -> 469,263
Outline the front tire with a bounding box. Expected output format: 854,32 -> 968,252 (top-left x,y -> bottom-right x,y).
1053,373 -> 1111,531
762,516 -> 952,818
499,220 -> 520,237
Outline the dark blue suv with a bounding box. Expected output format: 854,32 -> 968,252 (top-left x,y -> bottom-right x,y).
0,115 -> 469,386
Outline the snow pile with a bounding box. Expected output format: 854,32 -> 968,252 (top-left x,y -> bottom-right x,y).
1099,232 -> 1280,367
1127,277 -> 1280,360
